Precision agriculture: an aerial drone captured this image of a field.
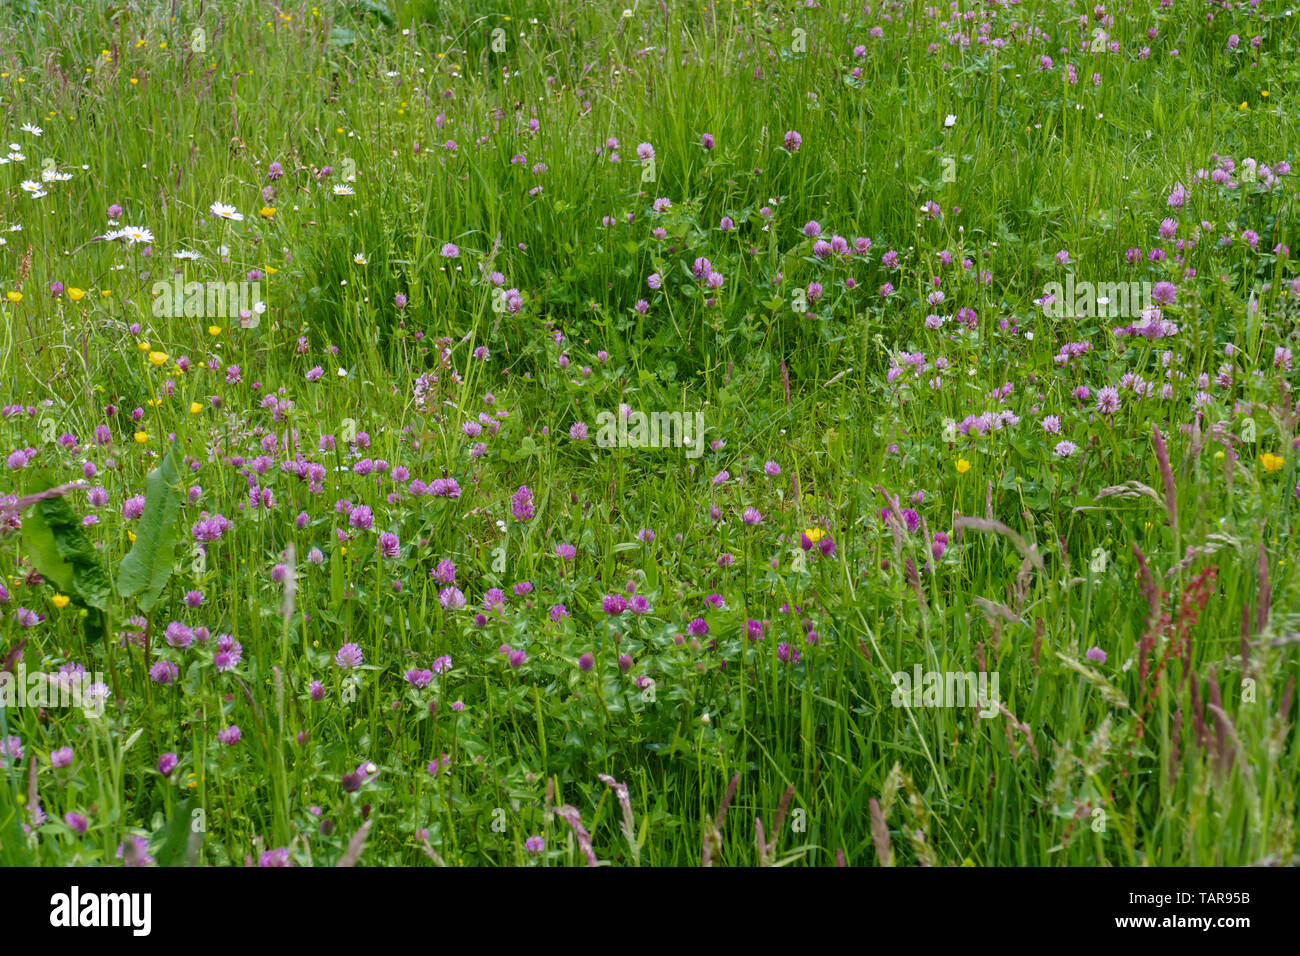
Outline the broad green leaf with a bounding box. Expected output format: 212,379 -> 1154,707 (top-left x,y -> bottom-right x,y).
19,503 -> 75,596
116,452 -> 183,612
22,494 -> 110,611
152,798 -> 194,868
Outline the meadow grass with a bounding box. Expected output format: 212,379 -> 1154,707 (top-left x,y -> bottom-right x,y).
0,0 -> 1297,866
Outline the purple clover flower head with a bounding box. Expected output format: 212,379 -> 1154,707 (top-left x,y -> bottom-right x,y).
511,485 -> 535,521
149,660 -> 179,684
406,668 -> 434,689
116,835 -> 154,867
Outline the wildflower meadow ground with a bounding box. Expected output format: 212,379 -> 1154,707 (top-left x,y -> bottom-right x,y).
0,0 -> 1298,873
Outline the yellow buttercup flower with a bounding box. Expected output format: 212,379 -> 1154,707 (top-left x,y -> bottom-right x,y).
148,350 -> 168,366
956,457 -> 971,474
128,531 -> 137,543
189,401 -> 203,414
138,341 -> 150,351
804,527 -> 825,543
1259,453 -> 1284,473
133,431 -> 149,443
208,325 -> 222,336
259,206 -> 276,218
52,594 -> 71,609
5,291 -> 21,303
67,287 -> 85,301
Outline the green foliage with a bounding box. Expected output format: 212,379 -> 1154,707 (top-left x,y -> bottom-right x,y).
21,493 -> 111,613
116,450 -> 183,613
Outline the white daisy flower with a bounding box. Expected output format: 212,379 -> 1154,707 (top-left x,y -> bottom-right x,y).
8,152 -> 26,162
19,180 -> 41,192
21,123 -> 42,136
121,226 -> 154,244
353,253 -> 367,265
173,250 -> 201,260
944,114 -> 956,127
332,184 -> 354,196
209,202 -> 244,221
